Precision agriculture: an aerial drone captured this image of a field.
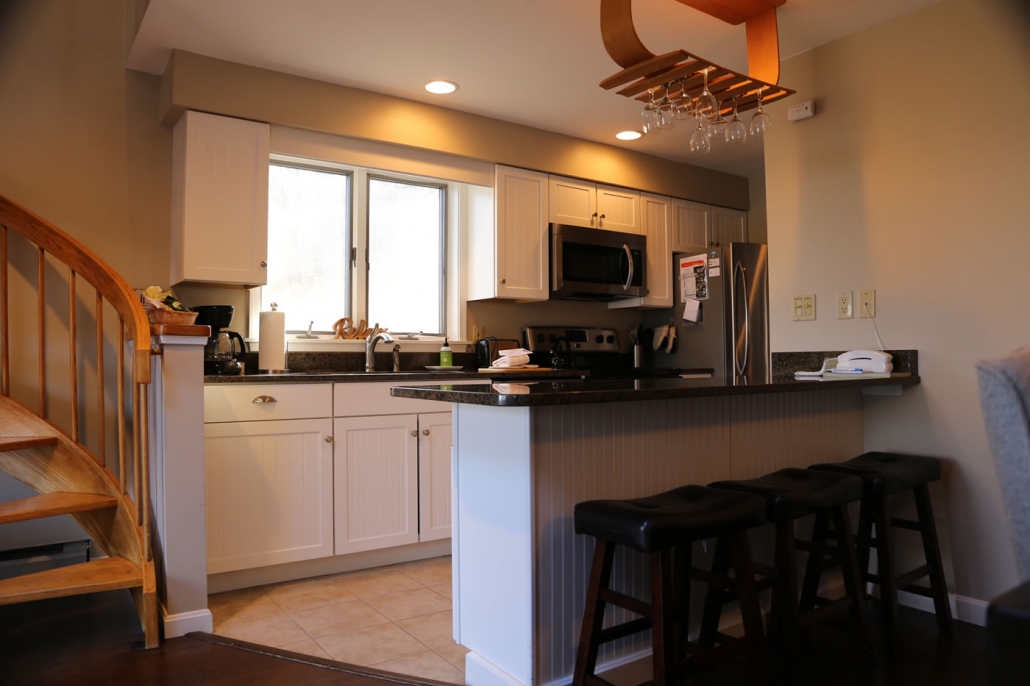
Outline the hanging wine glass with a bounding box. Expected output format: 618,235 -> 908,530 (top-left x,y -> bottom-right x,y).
725,96 -> 747,145
709,101 -> 728,140
689,117 -> 711,154
749,88 -> 772,138
656,84 -> 676,130
694,68 -> 718,120
670,79 -> 692,120
641,89 -> 662,135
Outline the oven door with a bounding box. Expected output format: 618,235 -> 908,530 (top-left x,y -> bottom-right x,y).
550,224 -> 646,300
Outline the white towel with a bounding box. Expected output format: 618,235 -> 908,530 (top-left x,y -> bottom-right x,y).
497,348 -> 531,357
492,353 -> 530,368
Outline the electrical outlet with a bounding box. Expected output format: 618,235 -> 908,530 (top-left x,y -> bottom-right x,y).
793,294 -> 816,321
472,325 -> 484,340
837,291 -> 853,319
859,289 -> 875,318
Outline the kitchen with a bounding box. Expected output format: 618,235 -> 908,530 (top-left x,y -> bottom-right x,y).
1,0 -> 1028,685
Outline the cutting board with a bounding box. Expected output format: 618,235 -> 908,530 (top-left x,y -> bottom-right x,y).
478,365 -> 549,373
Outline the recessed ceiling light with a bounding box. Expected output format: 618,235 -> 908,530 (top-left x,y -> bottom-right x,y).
616,130 -> 642,141
425,80 -> 458,95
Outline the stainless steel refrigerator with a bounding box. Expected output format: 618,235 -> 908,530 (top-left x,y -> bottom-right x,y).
643,243 -> 770,384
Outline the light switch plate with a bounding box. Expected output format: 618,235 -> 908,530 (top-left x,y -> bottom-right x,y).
837,291 -> 853,319
859,289 -> 875,318
793,294 -> 816,321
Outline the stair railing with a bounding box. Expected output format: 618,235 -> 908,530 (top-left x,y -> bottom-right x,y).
0,194 -> 153,562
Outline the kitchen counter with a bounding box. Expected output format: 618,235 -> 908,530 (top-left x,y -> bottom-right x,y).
202,368 -> 585,383
391,372 -> 919,406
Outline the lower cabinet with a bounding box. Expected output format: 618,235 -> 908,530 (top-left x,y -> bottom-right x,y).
204,418 -> 334,574
418,412 -> 453,542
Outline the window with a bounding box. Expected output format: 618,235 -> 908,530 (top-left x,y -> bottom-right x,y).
262,161 -> 449,335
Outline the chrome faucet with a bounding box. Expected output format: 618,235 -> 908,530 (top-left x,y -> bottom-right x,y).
392,344 -> 402,372
365,331 -> 395,372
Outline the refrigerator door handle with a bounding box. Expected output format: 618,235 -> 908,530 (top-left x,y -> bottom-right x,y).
622,244 -> 634,291
734,261 -> 750,376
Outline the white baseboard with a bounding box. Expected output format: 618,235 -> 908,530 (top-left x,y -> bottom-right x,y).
897,589 -> 988,627
162,605 -> 214,638
465,651 -> 525,686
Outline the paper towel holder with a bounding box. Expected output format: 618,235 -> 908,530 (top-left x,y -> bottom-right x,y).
258,303 -> 290,374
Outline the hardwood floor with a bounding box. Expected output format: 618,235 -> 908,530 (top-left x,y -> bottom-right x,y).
0,585 -> 989,685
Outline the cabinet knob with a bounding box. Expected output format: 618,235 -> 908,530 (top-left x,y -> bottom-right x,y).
324,435 -> 333,443
260,260 -> 268,268
422,429 -> 430,436
500,278 -> 506,285
252,395 -> 277,403
410,430 -> 417,437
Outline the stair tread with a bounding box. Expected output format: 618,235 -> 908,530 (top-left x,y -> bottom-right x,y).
0,492 -> 118,525
0,436 -> 59,452
0,557 -> 143,605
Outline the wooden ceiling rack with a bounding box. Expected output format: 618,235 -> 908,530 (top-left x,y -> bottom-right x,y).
599,0 -> 794,116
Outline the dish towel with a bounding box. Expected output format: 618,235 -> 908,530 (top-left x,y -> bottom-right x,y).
491,348 -> 532,368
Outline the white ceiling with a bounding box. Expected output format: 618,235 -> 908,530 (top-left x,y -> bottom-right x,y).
128,0 -> 937,179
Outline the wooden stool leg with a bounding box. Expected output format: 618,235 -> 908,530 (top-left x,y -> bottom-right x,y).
699,536 -> 730,648
772,518 -> 800,651
832,505 -> 871,651
651,549 -> 676,685
913,484 -> 953,632
799,509 -> 830,613
872,496 -> 899,656
856,498 -> 874,597
674,543 -> 693,652
574,539 -> 615,685
728,529 -> 767,686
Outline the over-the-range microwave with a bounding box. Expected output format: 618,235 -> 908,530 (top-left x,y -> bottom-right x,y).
550,223 -> 646,300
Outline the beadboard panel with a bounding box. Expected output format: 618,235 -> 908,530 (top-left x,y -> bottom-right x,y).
530,389 -> 863,684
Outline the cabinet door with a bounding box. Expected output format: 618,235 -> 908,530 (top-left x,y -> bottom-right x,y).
548,175 -> 596,228
334,415 -> 419,555
173,110 -> 270,285
204,419 -> 333,574
610,193 -> 672,309
418,412 -> 452,542
596,185 -> 640,234
494,166 -> 549,301
711,206 -> 748,246
672,200 -> 711,251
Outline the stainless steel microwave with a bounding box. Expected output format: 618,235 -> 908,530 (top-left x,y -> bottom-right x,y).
550,223 -> 646,300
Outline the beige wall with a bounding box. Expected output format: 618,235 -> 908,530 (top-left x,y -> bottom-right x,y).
765,0 -> 1030,601
747,167 -> 767,244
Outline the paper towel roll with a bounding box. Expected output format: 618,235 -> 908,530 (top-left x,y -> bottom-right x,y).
258,310 -> 286,370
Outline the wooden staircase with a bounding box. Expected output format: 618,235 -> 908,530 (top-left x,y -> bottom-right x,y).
0,195 -> 158,647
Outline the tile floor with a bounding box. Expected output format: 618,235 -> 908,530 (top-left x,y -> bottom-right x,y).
209,555 -> 467,683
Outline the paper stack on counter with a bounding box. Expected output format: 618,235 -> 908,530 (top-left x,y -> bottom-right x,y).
491,348 -> 532,368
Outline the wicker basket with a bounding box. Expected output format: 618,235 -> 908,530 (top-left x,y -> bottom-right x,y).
146,307 -> 199,326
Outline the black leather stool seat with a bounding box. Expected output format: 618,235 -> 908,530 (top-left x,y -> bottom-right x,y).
574,485 -> 766,552
710,468 -> 863,520
809,451 -> 941,496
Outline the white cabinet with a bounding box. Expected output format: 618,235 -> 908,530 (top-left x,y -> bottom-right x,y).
171,110 -> 270,286
418,412 -> 453,542
610,193 -> 673,309
333,414 -> 420,555
204,418 -> 334,574
548,175 -> 639,233
711,206 -> 748,245
672,200 -> 711,251
469,166 -> 549,301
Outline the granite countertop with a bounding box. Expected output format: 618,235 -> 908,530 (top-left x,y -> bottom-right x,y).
389,373 -> 920,407
203,368 -> 587,384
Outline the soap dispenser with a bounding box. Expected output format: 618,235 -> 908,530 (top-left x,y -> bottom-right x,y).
439,338 -> 453,367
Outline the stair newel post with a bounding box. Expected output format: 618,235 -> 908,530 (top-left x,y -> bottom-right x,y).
96,292 -> 105,464
1,224 -> 8,396
37,247 -> 46,418
117,320 -> 126,494
133,379 -> 141,525
69,268 -> 79,444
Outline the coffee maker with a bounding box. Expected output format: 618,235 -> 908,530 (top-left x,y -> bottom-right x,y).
192,305 -> 247,375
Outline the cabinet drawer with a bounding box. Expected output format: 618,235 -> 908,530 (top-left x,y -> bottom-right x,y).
204,383 -> 332,423
334,380 -> 481,417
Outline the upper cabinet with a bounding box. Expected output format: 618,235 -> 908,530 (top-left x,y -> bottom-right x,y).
610,193 -> 673,310
469,165 -> 549,302
171,111 -> 270,286
711,206 -> 748,246
548,176 -> 640,233
671,200 -> 711,251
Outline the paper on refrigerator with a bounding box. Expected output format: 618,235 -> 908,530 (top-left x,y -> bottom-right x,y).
682,297 -> 701,323
679,254 -> 709,301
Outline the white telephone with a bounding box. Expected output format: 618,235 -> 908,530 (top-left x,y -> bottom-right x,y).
836,350 -> 893,373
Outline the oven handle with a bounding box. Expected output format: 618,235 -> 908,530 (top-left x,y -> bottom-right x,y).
622,244 -> 634,291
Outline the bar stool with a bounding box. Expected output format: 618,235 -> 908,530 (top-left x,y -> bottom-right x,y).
573,485 -> 769,686
709,469 -> 870,655
809,452 -> 953,651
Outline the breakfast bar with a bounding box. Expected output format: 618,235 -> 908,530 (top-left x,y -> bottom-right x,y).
392,374 -> 918,686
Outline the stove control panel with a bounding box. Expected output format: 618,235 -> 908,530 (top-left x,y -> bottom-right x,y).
523,326 -> 619,353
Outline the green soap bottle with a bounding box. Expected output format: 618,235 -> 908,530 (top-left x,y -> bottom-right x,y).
439,338 -> 453,367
